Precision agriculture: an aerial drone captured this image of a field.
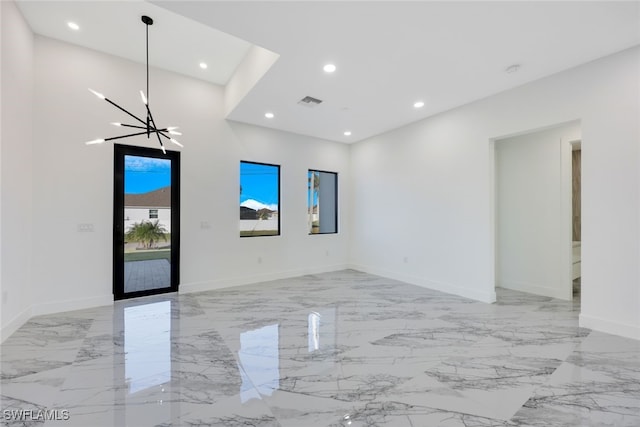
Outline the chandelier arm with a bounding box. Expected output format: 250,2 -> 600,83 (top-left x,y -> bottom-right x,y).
143,103 -> 165,149
157,131 -> 183,148
154,129 -> 165,150
143,102 -> 156,127
119,123 -> 150,130
104,130 -> 152,142
146,19 -> 150,108
105,98 -> 148,127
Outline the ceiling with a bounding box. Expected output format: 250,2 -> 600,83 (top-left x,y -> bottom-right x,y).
16,1 -> 640,144
16,1 -> 252,86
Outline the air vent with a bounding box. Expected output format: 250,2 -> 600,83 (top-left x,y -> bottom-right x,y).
298,96 -> 323,107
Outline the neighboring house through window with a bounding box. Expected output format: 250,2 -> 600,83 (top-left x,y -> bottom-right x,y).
124,186 -> 171,233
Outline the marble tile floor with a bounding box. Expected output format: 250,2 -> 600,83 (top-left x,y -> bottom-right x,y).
1,270 -> 639,426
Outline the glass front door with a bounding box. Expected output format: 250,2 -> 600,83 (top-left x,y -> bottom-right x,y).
113,144 -> 180,299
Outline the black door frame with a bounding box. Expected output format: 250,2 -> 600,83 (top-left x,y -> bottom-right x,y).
113,144 -> 180,300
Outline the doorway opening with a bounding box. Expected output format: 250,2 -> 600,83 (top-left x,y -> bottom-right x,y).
113,144 -> 180,300
492,121 -> 580,302
571,141 -> 582,298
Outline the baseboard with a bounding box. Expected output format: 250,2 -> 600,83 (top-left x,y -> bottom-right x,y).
31,294 -> 113,316
348,263 -> 496,303
498,280 -> 571,301
579,313 -> 640,341
180,264 -> 350,294
1,305 -> 32,343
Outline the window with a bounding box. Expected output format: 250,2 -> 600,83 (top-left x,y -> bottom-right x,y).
240,161 -> 280,237
149,209 -> 158,219
308,170 -> 338,234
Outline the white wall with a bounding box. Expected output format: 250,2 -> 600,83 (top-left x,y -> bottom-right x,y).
0,1 -> 34,341
23,36 -> 349,320
350,46 -> 640,339
495,122 -> 580,300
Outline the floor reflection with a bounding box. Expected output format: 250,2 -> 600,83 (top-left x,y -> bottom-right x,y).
308,308 -> 337,354
114,297 -> 178,427
124,300 -> 172,394
238,324 -> 279,402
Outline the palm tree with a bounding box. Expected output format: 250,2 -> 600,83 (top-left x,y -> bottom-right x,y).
126,220 -> 168,249
308,171 -> 320,232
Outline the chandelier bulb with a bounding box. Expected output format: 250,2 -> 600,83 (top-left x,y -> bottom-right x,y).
88,88 -> 106,100
85,139 -> 106,145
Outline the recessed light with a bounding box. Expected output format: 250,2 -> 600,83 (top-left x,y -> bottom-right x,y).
344,131 -> 352,136
414,101 -> 425,108
199,62 -> 208,69
323,63 -> 336,73
265,112 -> 274,119
67,22 -> 80,31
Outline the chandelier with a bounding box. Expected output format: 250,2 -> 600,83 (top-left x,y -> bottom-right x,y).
85,15 -> 182,154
